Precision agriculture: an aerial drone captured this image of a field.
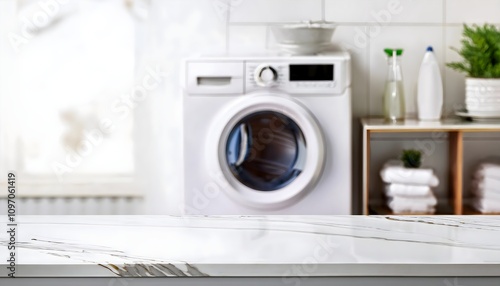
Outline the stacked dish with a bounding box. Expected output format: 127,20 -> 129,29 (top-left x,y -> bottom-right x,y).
271,21 -> 336,55
463,78 -> 500,118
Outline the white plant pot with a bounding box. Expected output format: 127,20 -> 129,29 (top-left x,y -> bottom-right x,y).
465,78 -> 500,112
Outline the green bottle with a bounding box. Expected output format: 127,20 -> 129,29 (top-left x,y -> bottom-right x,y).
383,48 -> 405,122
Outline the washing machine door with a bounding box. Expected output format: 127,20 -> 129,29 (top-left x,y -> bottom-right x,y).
209,93 -> 325,209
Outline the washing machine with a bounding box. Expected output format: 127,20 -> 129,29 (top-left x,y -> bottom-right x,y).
183,52 -> 351,215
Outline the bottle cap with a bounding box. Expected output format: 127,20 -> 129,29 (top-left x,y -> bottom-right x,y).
384,48 -> 403,57
426,46 -> 433,52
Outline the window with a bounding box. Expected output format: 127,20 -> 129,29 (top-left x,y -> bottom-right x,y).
0,0 -> 138,196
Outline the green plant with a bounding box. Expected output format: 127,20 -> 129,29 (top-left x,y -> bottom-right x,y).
447,24 -> 500,78
401,149 -> 422,169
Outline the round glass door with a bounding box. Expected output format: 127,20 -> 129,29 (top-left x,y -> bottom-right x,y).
225,111 -> 306,192
208,93 -> 325,209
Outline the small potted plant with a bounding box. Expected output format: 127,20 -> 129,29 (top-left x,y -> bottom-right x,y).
447,24 -> 500,114
401,149 -> 422,169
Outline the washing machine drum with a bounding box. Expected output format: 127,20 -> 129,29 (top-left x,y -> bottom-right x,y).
226,111 -> 307,192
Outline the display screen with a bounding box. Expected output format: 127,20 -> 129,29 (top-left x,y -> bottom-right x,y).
289,64 -> 334,81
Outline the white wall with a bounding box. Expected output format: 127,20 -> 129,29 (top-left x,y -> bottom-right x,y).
142,0 -> 500,214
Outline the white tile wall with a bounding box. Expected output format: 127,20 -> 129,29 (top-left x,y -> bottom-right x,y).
229,0 -> 322,23
325,0 -> 444,24
155,0 -> 228,55
446,0 -> 500,24
228,25 -> 268,53
150,0 -> 500,214
331,26 -> 370,117
444,26 -> 466,116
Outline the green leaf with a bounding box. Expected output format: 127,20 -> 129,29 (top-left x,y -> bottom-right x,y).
446,24 -> 500,78
401,149 -> 422,169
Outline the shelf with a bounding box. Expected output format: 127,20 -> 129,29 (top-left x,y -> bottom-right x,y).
361,117 -> 500,215
362,118 -> 500,133
369,204 -> 454,216
462,204 -> 500,215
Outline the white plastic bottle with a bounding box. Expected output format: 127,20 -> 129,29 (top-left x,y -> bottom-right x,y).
417,46 -> 443,121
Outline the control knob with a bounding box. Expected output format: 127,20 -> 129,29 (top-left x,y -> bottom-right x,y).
254,64 -> 278,87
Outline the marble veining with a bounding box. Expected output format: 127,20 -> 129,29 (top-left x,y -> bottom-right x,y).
2,215 -> 500,277
100,263 -> 208,277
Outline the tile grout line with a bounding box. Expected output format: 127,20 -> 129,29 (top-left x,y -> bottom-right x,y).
225,0 -> 230,53
265,25 -> 270,50
443,0 -> 447,24
322,0 -> 325,21
227,22 -> 474,27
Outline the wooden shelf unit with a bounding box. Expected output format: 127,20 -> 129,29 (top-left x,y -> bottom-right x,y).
362,118 -> 500,215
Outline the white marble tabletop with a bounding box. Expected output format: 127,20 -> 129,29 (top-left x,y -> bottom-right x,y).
1,215 -> 500,277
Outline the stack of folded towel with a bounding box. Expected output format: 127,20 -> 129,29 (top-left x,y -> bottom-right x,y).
471,163 -> 500,213
380,160 -> 439,214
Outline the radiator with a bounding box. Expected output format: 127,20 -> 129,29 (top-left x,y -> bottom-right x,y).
0,197 -> 143,215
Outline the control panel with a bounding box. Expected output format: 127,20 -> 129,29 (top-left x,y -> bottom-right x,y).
185,54 -> 350,95
245,59 -> 347,95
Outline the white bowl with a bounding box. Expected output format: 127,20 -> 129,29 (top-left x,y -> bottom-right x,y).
277,42 -> 332,55
271,21 -> 336,45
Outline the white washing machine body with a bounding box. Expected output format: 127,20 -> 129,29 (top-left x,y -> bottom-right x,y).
183,53 -> 352,214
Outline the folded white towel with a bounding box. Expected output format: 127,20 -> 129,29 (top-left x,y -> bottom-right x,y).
472,197 -> 500,213
385,184 -> 433,197
388,201 -> 436,214
471,177 -> 500,194
473,191 -> 500,201
475,163 -> 500,180
388,195 -> 438,207
380,160 -> 439,187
